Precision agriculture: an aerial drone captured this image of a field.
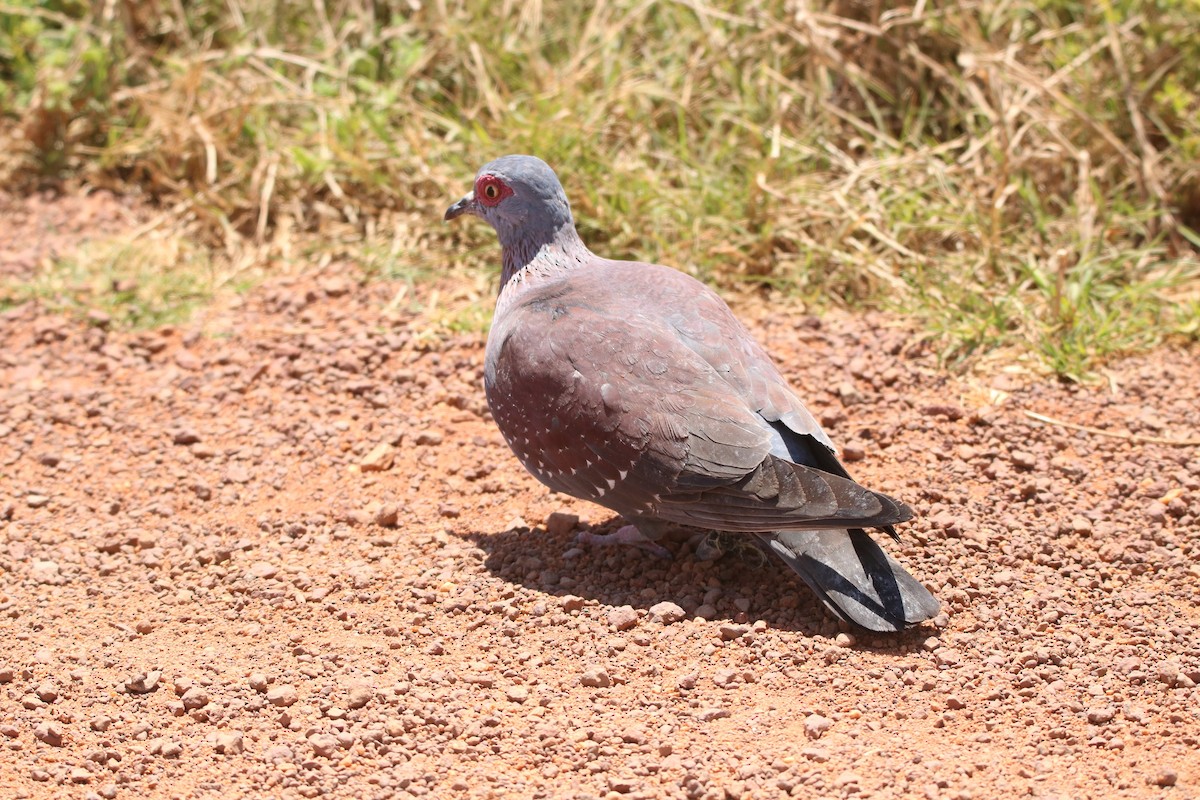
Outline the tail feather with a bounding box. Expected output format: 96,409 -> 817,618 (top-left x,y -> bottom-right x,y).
758,529 -> 939,632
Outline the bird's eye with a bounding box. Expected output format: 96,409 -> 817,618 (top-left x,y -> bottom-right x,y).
477,176 -> 509,207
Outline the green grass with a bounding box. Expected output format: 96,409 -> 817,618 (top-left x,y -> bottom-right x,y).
1,0 -> 1197,373
0,233 -> 219,328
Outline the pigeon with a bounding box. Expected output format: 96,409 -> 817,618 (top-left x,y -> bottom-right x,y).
445,154 -> 939,631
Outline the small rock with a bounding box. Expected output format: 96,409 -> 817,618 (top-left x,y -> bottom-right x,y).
580,666 -> 611,688
649,601 -> 686,624
505,686 -> 530,704
693,604 -> 716,620
174,349 -> 202,371
1148,767 -> 1178,787
373,503 -> 401,528
181,687 -> 210,710
320,275 -> 351,296
836,771 -> 862,788
224,463 -> 252,484
26,495 -> 50,508
719,622 -> 750,641
245,561 -> 278,580
805,714 -> 833,739
266,685 -> 298,707
262,744 -> 294,763
413,430 -> 443,446
309,733 -> 340,758
841,444 -> 865,462
560,595 -> 586,613
347,684 -> 373,709
360,443 -> 395,472
124,671 -> 162,694
713,669 -> 738,688
30,560 -> 61,584
69,766 -> 91,784
438,504 -> 461,518
1011,451 -> 1037,469
214,731 -> 244,755
834,632 -> 856,648
35,681 -> 58,703
546,512 -> 579,537
677,673 -> 698,690
698,708 -> 730,722
607,605 -> 639,631
34,722 -> 63,746
248,673 -> 269,692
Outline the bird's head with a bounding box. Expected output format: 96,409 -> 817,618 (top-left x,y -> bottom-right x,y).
444,155 -> 576,249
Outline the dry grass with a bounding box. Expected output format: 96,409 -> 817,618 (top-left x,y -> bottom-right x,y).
1,0 -> 1197,377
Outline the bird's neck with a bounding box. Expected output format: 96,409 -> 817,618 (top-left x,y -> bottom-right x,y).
498,224 -> 591,293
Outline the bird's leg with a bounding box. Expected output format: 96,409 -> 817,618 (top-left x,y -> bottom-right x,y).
575,524 -> 673,560
693,530 -> 728,561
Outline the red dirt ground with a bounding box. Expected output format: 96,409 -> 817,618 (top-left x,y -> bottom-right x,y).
1,191 -> 1197,799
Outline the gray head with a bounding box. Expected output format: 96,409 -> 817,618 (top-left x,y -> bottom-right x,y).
444,155 -> 580,259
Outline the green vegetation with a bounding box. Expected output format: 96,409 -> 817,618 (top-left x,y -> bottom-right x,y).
3,234 -> 217,328
1,0 -> 1197,376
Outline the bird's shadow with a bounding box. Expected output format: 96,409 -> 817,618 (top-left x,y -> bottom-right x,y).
459,518 -> 932,652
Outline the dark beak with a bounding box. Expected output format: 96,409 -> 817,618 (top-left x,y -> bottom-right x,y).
444,191 -> 476,221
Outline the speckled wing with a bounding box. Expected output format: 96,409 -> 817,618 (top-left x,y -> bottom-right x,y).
483,264 -> 910,532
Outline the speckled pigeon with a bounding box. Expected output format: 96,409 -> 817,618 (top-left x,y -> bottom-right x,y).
445,155 -> 939,631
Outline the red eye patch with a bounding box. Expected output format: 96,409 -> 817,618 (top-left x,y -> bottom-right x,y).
476,174 -> 513,207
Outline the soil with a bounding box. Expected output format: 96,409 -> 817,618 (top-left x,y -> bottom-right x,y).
1,191 -> 1198,800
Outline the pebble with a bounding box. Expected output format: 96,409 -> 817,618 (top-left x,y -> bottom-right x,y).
124,671 -> 162,694
649,601 -> 686,624
360,442 -> 395,472
263,744 -> 294,763
1148,767 -> 1178,787
30,560 -> 61,584
245,561 -> 278,580
805,714 -> 833,739
505,686 -> 530,703
560,595 -> 586,613
224,463 -> 252,484
309,733 -> 340,757
266,685 -> 298,707
719,623 -> 749,641
248,673 -> 268,692
181,687 -> 210,710
214,731 -> 244,754
698,708 -> 730,722
373,503 -> 401,527
346,684 -> 374,709
607,605 -> 639,631
693,604 -> 717,620
1011,450 -> 1037,469
35,681 -> 58,703
545,511 -> 579,536
580,666 -> 611,688
34,722 -> 63,746
712,669 -> 738,688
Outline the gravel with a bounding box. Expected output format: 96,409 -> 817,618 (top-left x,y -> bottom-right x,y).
0,191 -> 1196,798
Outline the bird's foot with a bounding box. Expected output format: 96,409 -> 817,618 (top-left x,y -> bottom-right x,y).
575,525 -> 673,560
694,530 -> 727,561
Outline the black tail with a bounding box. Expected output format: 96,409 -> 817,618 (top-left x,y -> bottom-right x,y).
758,528 -> 939,632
